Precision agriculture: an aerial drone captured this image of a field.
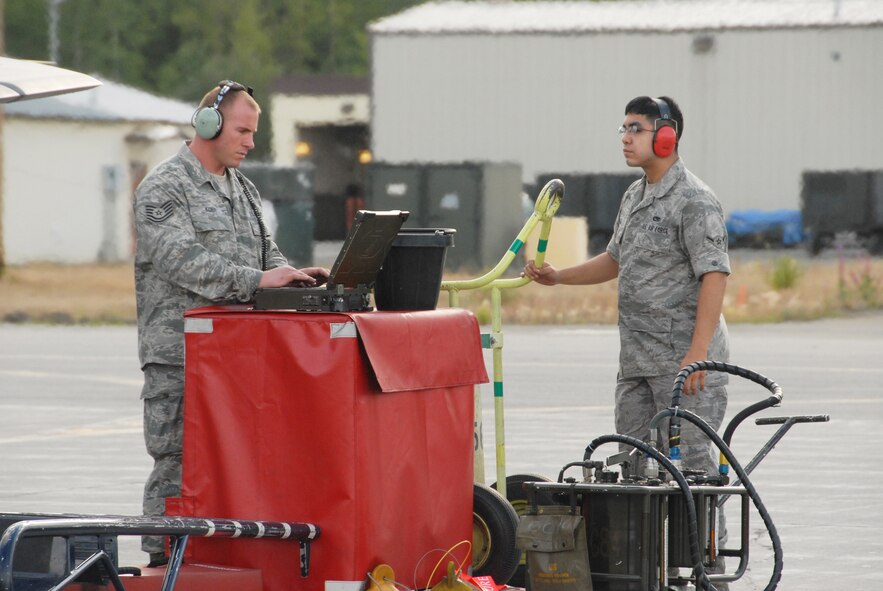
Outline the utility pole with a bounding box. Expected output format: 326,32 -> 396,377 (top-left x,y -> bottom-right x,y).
1,0 -> 7,272
49,0 -> 69,64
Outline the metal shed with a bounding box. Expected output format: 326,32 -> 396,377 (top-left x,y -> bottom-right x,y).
369,0 -> 883,214
3,78 -> 193,264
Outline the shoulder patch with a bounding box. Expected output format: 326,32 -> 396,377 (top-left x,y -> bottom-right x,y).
145,201 -> 175,223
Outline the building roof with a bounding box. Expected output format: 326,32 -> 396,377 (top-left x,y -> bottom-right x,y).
271,74 -> 370,97
4,75 -> 194,125
369,0 -> 883,35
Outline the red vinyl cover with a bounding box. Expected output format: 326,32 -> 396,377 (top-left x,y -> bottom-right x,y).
352,309 -> 489,392
174,306 -> 487,591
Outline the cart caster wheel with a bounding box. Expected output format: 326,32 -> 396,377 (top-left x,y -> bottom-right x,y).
490,473 -> 555,588
472,483 -> 519,585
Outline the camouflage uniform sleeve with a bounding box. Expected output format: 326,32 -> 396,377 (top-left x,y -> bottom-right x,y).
266,238 -> 288,269
607,212 -> 622,262
681,191 -> 731,279
135,177 -> 263,302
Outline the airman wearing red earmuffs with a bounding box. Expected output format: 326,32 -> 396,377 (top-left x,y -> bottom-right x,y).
619,96 -> 680,181
524,96 -> 732,583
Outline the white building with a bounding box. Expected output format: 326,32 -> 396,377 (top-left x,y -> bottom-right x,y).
269,75 -> 370,240
369,0 -> 883,214
3,78 -> 193,264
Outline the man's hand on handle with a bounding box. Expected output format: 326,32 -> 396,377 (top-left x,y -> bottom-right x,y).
522,259 -> 561,286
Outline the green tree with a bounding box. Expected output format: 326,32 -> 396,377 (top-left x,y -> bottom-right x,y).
6,0 -> 428,85
3,0 -> 429,159
5,0 -> 47,59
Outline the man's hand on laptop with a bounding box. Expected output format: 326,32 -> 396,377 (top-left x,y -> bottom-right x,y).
296,267 -> 330,287
259,266 -> 330,288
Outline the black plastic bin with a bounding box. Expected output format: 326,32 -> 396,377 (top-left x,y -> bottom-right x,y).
374,229 -> 455,311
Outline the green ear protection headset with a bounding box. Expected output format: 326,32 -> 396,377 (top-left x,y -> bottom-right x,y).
191,80 -> 254,140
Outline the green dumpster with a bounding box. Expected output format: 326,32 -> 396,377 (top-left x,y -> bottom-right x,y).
240,162 -> 315,267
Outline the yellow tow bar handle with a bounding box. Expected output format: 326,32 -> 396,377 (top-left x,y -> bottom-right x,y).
440,179 -> 564,494
440,178 -> 564,299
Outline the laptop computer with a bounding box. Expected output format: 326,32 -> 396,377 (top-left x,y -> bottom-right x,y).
253,209 -> 409,312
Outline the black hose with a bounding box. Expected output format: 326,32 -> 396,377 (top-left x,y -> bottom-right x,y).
236,171 -> 269,271
583,435 -> 718,591
722,398 -> 777,447
556,461 -> 597,483
671,362 -> 781,407
655,406 -> 784,591
668,361 -> 783,475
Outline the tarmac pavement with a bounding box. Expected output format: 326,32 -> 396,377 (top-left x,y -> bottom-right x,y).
1,313 -> 881,590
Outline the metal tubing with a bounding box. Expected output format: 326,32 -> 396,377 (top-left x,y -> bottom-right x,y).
728,494 -> 752,581
676,492 -> 752,586
0,515 -> 321,591
299,541 -> 312,577
719,414 -> 830,507
48,551 -> 126,591
440,179 -> 563,493
0,516 -> 319,542
652,406 -> 784,591
441,178 -> 562,296
160,535 -> 189,591
491,286 -> 506,493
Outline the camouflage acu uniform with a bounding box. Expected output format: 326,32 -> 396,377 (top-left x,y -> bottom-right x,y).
607,159 -> 731,477
140,364 -> 184,554
133,142 -> 287,553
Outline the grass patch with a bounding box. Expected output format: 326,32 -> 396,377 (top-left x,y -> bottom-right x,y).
1,255 -> 881,325
769,256 -> 802,290
442,255 -> 883,324
0,262 -> 136,324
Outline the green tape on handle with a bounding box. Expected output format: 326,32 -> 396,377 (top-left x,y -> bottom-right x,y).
509,239 -> 524,254
537,238 -> 548,253
494,382 -> 503,397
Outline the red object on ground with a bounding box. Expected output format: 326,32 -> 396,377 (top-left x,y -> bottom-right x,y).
171,307 -> 488,591
71,564 -> 264,591
460,573 -> 507,591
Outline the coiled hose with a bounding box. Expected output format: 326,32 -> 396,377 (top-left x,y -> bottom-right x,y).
657,361 -> 785,591
668,361 -> 783,476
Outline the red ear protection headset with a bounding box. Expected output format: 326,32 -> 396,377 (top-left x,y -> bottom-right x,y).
651,97 -> 678,158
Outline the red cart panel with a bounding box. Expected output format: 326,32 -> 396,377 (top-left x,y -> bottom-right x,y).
172,306 -> 488,591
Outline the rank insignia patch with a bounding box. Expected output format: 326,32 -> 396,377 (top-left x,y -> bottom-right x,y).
145,201 -> 175,223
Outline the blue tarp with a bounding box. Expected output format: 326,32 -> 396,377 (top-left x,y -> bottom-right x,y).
726,209 -> 804,246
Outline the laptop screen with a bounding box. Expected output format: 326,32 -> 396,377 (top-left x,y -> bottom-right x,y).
328,210 -> 409,288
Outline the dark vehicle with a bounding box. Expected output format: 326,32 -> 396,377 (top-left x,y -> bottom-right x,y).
366,161 -> 523,270
801,170 -> 883,255
532,173 -> 638,255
